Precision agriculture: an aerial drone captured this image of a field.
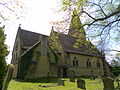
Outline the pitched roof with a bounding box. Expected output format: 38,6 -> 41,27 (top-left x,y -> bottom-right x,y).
58,33 -> 103,57
17,28 -> 103,57
18,28 -> 48,48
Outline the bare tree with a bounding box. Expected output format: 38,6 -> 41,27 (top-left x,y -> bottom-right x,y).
0,0 -> 25,21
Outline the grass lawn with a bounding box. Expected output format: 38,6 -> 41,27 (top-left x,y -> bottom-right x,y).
8,78 -> 118,90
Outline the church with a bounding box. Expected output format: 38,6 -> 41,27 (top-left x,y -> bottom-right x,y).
11,9 -> 111,80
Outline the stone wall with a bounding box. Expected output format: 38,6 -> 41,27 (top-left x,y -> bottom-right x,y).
69,53 -> 105,76
69,67 -> 104,76
26,53 -> 50,79
11,36 -> 21,64
49,64 -> 58,77
11,35 -> 22,78
24,35 -> 58,79
12,63 -> 18,78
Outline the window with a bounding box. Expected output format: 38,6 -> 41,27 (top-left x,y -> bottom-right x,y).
76,60 -> 78,66
97,60 -> 100,68
73,60 -> 75,66
74,56 -> 77,59
73,57 -> 79,67
86,59 -> 91,67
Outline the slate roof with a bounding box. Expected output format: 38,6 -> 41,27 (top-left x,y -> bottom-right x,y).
18,27 -> 103,57
18,27 -> 48,48
58,34 -> 103,57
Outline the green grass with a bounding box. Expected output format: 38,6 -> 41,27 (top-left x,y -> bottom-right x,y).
8,78 -> 118,90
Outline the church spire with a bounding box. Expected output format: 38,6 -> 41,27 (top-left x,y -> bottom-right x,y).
50,26 -> 55,36
68,9 -> 86,39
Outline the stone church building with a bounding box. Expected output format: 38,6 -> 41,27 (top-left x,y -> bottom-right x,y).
11,10 -> 111,80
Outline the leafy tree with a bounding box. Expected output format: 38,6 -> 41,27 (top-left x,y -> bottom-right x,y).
0,26 -> 9,89
0,0 -> 24,89
111,59 -> 120,67
57,0 -> 120,53
111,53 -> 120,76
111,60 -> 120,76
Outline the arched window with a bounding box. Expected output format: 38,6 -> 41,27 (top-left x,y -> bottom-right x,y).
86,59 -> 91,67
89,60 -> 91,67
74,56 -> 77,60
73,57 -> 79,67
97,60 -> 100,68
86,60 -> 89,67
73,60 -> 75,66
76,60 -> 78,66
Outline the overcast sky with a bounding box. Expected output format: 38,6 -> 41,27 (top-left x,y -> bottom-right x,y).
4,0 -> 63,64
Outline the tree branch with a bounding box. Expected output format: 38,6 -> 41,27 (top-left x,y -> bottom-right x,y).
0,3 -> 14,12
82,8 -> 120,24
110,50 -> 120,52
89,2 -> 107,17
81,11 -> 96,20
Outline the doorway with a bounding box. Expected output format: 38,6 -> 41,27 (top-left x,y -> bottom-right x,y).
63,68 -> 67,77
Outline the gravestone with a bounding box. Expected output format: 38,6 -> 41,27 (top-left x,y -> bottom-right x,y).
58,78 -> 65,86
70,78 -> 75,82
98,76 -> 101,79
116,78 -> 120,89
77,79 -> 86,90
102,77 -> 115,90
90,76 -> 95,80
2,64 -> 14,90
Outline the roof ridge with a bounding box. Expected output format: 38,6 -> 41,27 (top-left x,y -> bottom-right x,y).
20,28 -> 49,37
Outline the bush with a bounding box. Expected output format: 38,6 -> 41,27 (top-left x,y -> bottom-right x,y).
0,27 -> 9,89
111,66 -> 120,76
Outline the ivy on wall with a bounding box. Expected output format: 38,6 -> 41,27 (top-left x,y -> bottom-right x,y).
17,42 -> 40,80
17,40 -> 59,80
48,45 -> 59,63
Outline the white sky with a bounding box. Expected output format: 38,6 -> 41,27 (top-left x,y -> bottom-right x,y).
4,0 -> 64,64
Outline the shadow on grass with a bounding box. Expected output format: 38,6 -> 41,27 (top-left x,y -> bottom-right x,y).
13,76 -> 103,83
13,77 -> 59,83
13,76 -> 96,83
